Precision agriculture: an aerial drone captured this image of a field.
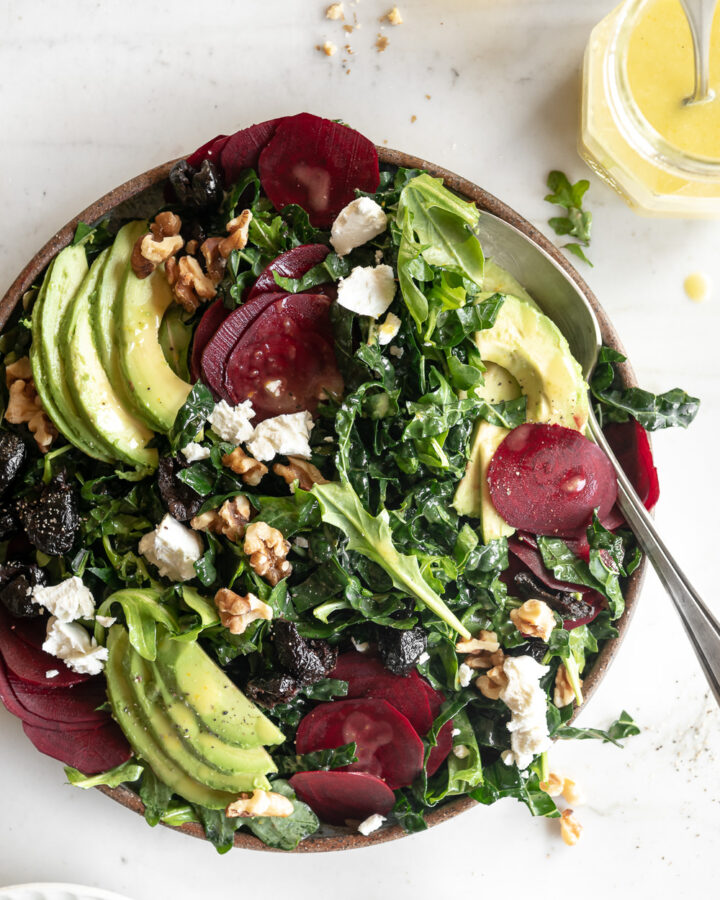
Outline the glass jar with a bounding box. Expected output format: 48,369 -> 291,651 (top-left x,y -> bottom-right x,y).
580,0 -> 720,217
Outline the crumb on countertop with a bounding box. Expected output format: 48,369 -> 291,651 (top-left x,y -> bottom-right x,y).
384,6 -> 403,25
375,33 -> 389,52
317,40 -> 338,56
410,115 -> 417,123
326,3 -> 344,19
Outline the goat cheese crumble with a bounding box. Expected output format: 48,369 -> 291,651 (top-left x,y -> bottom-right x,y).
499,656 -> 551,770
377,312 -> 401,345
337,264 -> 396,318
330,197 -> 388,257
458,662 -> 473,687
208,399 -> 255,443
357,813 -> 386,835
246,411 -> 314,462
138,514 -> 204,582
32,576 -> 95,623
181,442 -> 211,462
43,618 -> 109,676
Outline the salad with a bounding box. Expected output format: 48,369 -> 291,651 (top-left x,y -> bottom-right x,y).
0,113 -> 700,852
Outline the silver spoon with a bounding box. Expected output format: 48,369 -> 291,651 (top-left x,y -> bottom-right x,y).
680,0 -> 717,105
474,210 -> 720,705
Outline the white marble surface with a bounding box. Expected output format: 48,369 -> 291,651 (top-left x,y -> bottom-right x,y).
1,0 -> 719,896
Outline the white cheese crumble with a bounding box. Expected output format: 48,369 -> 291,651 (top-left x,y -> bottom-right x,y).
357,813 -> 386,835
377,312 -> 401,345
458,662 -> 473,687
138,514 -> 204,583
294,536 -> 310,549
499,656 -> 551,770
417,651 -> 430,665
337,265 -> 396,318
246,411 -> 314,462
181,442 -> 211,462
45,669 -> 59,679
451,727 -> 462,737
95,615 -> 117,628
32,576 -> 95,623
208,399 -> 255,443
330,197 -> 388,257
389,345 -> 404,358
351,637 -> 370,653
43,618 -> 108,676
452,744 -> 470,759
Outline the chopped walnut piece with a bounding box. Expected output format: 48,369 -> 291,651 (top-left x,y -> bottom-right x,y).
384,6 -> 403,25
375,34 -> 389,52
560,809 -> 582,846
185,239 -> 199,256
226,790 -> 293,819
562,778 -> 583,805
131,212 -> 184,279
244,521 -> 292,586
475,664 -> 508,700
273,456 -> 328,492
326,2 -> 344,19
190,495 -> 252,543
214,588 -> 273,635
150,211 -> 182,239
219,210 -> 252,259
139,232 -> 184,266
200,236 -> 226,286
540,772 -> 564,797
455,630 -> 500,654
165,255 -> 179,286
464,648 -> 505,670
317,40 -> 338,56
510,598 -> 556,642
4,357 -> 57,453
173,255 -> 217,312
554,663 -> 581,708
222,447 -> 268,486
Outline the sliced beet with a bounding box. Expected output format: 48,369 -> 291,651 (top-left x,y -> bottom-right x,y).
258,113 -> 380,227
200,291 -> 283,400
8,671 -> 108,727
295,698 -> 424,790
0,608 -> 90,687
487,423 -> 618,538
331,652 -> 388,697
602,420 -> 660,530
190,298 -> 229,383
22,719 -> 131,775
219,118 -> 282,185
365,670 -> 434,737
289,771 -> 394,826
187,133 -> 229,169
247,244 -> 331,301
223,293 -> 343,419
427,721 -> 454,777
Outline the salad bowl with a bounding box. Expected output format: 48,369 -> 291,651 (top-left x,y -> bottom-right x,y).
0,142 -> 647,852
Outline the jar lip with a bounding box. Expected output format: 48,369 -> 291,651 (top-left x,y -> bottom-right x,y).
607,0 -> 720,179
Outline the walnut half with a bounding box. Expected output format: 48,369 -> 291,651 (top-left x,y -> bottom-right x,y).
214,588 -> 273,635
476,664 -> 508,700
273,456 -> 328,492
510,599 -> 556,642
222,447 -> 267,486
4,357 -> 57,453
243,521 -> 292,586
190,495 -> 252,543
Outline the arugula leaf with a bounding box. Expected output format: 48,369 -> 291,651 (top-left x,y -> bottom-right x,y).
271,253 -> 351,293
95,590 -> 180,660
432,294 -> 504,347
139,766 -> 174,827
555,710 -> 640,746
72,218 -> 115,262
545,171 -> 593,266
194,806 -> 238,854
169,382 -> 214,451
243,779 -> 319,851
470,760 -> 560,817
311,480 -> 470,637
64,760 -> 143,789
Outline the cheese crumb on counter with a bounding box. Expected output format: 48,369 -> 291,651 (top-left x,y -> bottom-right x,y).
246,411 -> 314,462
337,265 -> 396,317
138,514 -> 204,582
498,655 -> 551,770
208,400 -> 255,443
43,618 -> 108,676
358,813 -> 386,835
330,197 -> 388,257
32,576 -> 95,623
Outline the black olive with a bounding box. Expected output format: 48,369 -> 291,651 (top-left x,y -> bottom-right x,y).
507,639 -> 549,664
0,503 -> 18,539
0,561 -> 46,617
244,674 -> 300,709
16,473 -> 79,556
168,159 -> 223,211
513,572 -> 593,621
273,620 -> 338,685
0,432 -> 27,497
168,160 -> 195,207
376,625 -> 427,675
157,456 -> 202,522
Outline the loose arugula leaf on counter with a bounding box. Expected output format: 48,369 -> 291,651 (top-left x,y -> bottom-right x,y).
545,170 -> 593,266
555,710 -> 640,746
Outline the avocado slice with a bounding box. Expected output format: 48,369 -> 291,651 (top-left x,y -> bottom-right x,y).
105,626 -> 237,810
124,647 -> 272,794
29,246 -> 114,462
154,633 -> 285,750
61,248 -> 158,471
159,304 -> 192,381
118,265 -> 192,432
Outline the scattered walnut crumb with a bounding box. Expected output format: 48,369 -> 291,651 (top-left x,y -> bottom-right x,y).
317,40 -> 338,56
410,115 -> 417,123
326,2 -> 344,19
562,778 -> 583,805
343,23 -> 353,33
560,809 -> 582,846
375,33 -> 389,52
344,43 -> 354,54
539,772 -> 564,797
384,6 -> 403,25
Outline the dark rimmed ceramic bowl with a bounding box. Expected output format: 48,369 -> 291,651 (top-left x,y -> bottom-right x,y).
0,146 -> 646,852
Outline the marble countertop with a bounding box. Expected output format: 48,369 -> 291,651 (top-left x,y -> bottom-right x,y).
1,0 -> 718,896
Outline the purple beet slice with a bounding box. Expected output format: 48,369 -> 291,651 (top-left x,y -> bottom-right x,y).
219,118 -> 283,185
0,607 -> 90,687
258,113 -> 380,227
187,133 -> 229,169
487,423 -> 618,538
8,671 -> 108,727
200,291 -> 284,400
190,298 -> 229,383
247,244 -> 331,301
22,719 -> 132,775
365,671 -> 434,737
289,770 -> 395,826
602,420 -> 660,530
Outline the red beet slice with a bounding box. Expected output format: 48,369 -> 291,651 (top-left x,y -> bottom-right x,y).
219,118 -> 282,185
247,244 -> 331,301
289,771 -> 394,826
331,652 -> 388,697
22,719 -> 131,775
487,423 -> 618,538
602,420 -> 660,530
258,113 -> 380,227
224,293 -> 343,420
296,698 -> 424,790
190,298 -> 229,383
200,291 -> 283,400
365,671 -> 434,737
187,133 -> 229,169
0,609 -> 90,687
8,671 -> 108,727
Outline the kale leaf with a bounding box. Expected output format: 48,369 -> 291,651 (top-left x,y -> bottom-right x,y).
545,170 -> 593,266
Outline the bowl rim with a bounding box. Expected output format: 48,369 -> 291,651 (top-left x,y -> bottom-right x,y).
0,145 -> 646,853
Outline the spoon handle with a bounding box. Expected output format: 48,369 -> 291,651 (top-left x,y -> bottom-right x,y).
680,0 -> 716,104
589,412 -> 720,704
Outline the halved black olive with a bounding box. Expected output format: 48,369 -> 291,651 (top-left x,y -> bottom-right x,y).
0,432 -> 27,497
244,674 -> 300,709
273,620 -> 337,685
157,456 -> 202,522
507,639 -> 549,664
168,159 -> 223,211
513,571 -> 593,622
376,625 -> 427,675
16,473 -> 79,556
0,561 -> 46,617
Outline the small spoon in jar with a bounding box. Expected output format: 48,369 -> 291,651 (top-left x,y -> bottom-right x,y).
680,0 -> 718,105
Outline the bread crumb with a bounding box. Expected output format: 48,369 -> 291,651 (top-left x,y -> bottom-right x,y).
343,23 -> 354,32
425,93 -> 431,100
344,43 -> 354,54
410,115 -> 417,123
317,40 -> 338,56
384,6 -> 403,24
326,3 -> 344,19
376,33 -> 389,52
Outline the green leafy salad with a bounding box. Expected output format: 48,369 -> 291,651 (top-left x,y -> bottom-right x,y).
0,114 -> 700,853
